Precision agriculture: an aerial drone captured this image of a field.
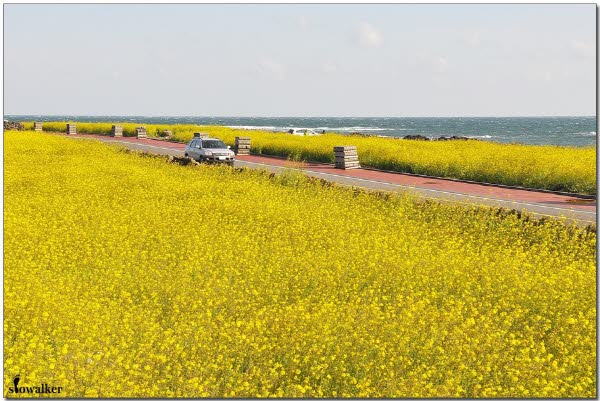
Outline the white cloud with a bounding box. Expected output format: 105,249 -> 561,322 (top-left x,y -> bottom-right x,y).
257,58 -> 285,80
321,61 -> 338,73
415,53 -> 449,74
434,57 -> 449,73
297,16 -> 310,30
157,65 -> 168,77
356,22 -> 383,48
465,31 -> 481,47
570,40 -> 594,58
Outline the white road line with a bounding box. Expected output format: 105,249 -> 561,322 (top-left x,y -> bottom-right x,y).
333,184 -> 594,224
238,160 -> 597,216
102,140 -> 184,152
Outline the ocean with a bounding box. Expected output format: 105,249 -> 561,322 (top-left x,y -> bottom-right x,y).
6,115 -> 596,147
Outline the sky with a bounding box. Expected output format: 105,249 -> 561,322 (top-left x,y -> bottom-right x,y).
3,4 -> 596,117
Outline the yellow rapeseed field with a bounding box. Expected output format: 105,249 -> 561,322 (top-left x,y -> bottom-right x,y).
29,121 -> 596,194
4,131 -> 596,398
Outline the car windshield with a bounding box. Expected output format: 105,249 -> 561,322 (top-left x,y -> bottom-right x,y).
202,140 -> 227,149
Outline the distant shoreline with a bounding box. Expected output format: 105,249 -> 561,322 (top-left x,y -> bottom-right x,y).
5,115 -> 596,147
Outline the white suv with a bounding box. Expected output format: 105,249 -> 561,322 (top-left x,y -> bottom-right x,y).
184,138 -> 235,166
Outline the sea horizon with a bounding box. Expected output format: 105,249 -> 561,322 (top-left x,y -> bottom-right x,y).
5,114 -> 597,147
5,114 -> 595,118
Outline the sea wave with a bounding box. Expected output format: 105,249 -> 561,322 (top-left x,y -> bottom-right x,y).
227,125 -> 394,133
573,131 -> 597,137
325,127 -> 390,132
228,125 -> 281,131
467,135 -> 493,139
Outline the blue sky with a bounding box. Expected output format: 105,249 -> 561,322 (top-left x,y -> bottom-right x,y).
4,4 -> 596,117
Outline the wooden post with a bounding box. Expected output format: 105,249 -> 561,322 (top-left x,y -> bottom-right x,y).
111,125 -> 123,137
66,123 -> 77,135
136,126 -> 147,139
334,146 -> 360,169
235,137 -> 251,155
33,122 -> 43,132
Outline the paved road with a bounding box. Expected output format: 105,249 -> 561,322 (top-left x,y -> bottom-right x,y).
62,133 -> 597,226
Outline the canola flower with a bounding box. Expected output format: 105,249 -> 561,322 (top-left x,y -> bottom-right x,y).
4,131 -> 596,398
27,121 -> 596,195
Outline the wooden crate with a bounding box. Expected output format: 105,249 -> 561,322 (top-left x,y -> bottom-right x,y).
33,122 -> 43,131
66,124 -> 77,135
335,156 -> 359,162
136,127 -> 147,139
235,137 -> 251,155
333,146 -> 360,169
334,145 -> 357,152
111,125 -> 123,137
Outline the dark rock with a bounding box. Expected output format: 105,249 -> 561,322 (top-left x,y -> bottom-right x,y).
403,135 -> 430,141
436,136 -> 473,141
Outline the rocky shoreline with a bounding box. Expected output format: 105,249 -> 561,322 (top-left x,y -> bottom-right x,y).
402,134 -> 474,141
350,132 -> 476,141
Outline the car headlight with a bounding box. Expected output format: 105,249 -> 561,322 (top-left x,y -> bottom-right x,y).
204,151 -> 213,156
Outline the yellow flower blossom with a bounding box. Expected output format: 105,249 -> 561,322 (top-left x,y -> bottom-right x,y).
3,131 -> 596,398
